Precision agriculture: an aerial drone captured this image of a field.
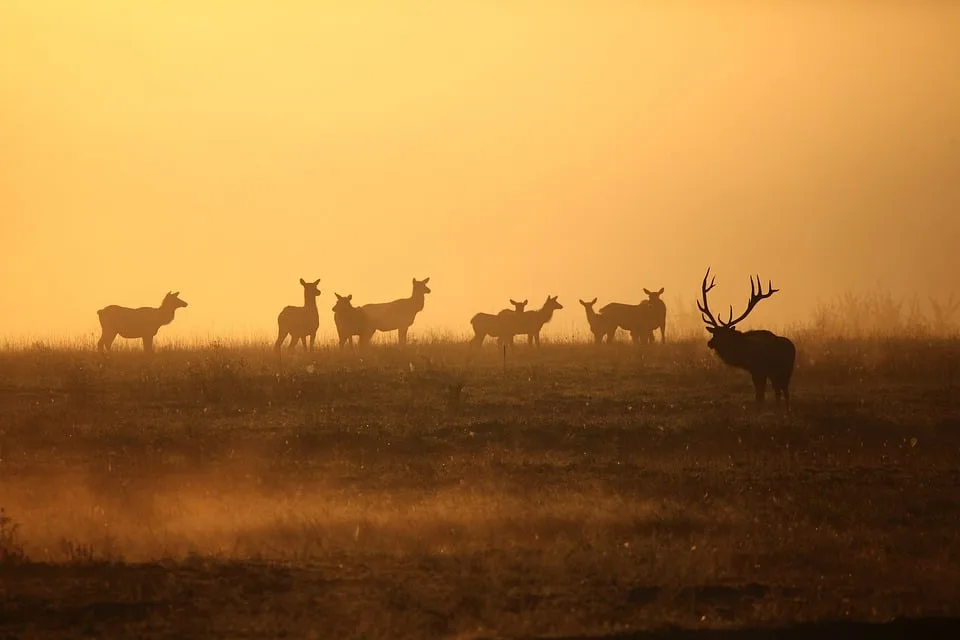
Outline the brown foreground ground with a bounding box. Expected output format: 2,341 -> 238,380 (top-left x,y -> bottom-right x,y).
1,336 -> 959,638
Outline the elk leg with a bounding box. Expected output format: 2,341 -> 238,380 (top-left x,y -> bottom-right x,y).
275,330 -> 287,352
98,332 -> 116,353
398,326 -> 408,346
309,332 -> 316,351
660,323 -> 666,344
752,373 -> 767,404
142,335 -> 154,353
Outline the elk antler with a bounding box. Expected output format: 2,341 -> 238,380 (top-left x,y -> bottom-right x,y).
721,274 -> 780,327
697,268 -> 720,328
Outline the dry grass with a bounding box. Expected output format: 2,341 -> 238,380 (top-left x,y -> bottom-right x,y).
1,330 -> 959,638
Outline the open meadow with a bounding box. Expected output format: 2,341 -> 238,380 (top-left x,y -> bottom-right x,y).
2,330 -> 959,639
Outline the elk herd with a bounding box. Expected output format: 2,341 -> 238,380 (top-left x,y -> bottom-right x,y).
95,270 -> 797,407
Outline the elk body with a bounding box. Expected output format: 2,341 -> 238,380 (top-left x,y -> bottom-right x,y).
97,291 -> 188,353
697,268 -> 796,408
642,287 -> 667,343
516,295 -> 563,347
275,278 -> 321,352
579,298 -> 618,344
469,298 -> 529,347
332,293 -> 367,349
599,287 -> 665,345
358,277 -> 431,346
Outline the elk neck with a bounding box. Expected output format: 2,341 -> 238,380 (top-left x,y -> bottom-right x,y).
409,289 -> 426,312
535,304 -> 556,322
157,301 -> 178,326
303,290 -> 319,312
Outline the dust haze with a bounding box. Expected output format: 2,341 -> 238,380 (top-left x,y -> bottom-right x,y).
3,1 -> 959,341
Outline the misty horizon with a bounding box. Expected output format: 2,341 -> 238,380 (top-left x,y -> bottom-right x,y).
4,2 -> 959,341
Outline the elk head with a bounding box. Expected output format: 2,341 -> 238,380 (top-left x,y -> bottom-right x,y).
332,292 -> 354,312
579,297 -> 598,310
413,277 -> 431,295
543,295 -> 563,312
299,278 -> 322,298
509,298 -> 529,312
643,287 -> 665,302
697,268 -> 779,351
163,291 -> 188,309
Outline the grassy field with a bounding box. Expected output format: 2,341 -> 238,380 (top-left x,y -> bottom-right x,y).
1,334 -> 960,638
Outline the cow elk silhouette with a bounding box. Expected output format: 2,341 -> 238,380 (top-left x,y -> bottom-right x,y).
469,298 -> 529,347
643,287 -> 668,343
599,289 -> 664,345
697,268 -> 796,408
275,278 -> 321,352
332,292 -> 366,349
358,277 -> 431,346
517,295 -> 563,347
579,298 -> 618,344
97,291 -> 188,353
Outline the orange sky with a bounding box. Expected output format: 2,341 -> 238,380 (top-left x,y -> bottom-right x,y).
3,1 -> 959,341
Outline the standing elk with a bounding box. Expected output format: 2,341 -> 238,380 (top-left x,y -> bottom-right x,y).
579,298 -> 618,344
97,291 -> 188,353
643,287 -> 667,343
358,277 -> 431,346
469,298 -> 529,347
697,268 -> 796,408
599,287 -> 665,345
516,295 -> 563,347
332,292 -> 367,349
275,278 -> 321,352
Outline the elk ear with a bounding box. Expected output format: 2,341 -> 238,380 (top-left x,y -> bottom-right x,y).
314,278 -> 321,285
644,288 -> 652,295
590,297 -> 597,305
335,293 -> 343,300
300,278 -> 307,286
522,299 -> 528,305
173,291 -> 179,297
423,277 -> 430,284
347,294 -> 352,301
510,299 -> 519,305
579,299 -> 586,306
658,287 -> 664,294
705,326 -> 717,334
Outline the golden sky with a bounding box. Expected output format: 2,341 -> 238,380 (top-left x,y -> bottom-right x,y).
3,1 -> 959,340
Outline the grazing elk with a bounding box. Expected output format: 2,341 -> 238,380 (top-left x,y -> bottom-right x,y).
579,298 -> 618,344
697,268 -> 796,408
469,298 -> 529,347
516,295 -> 564,347
275,278 -> 321,352
332,293 -> 367,349
358,277 -> 431,346
97,291 -> 188,353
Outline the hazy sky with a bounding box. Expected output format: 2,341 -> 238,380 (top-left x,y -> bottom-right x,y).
3,1 -> 959,341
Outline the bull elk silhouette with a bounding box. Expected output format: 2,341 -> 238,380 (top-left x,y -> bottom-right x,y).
275,278 -> 321,352
97,291 -> 188,353
697,268 -> 796,408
